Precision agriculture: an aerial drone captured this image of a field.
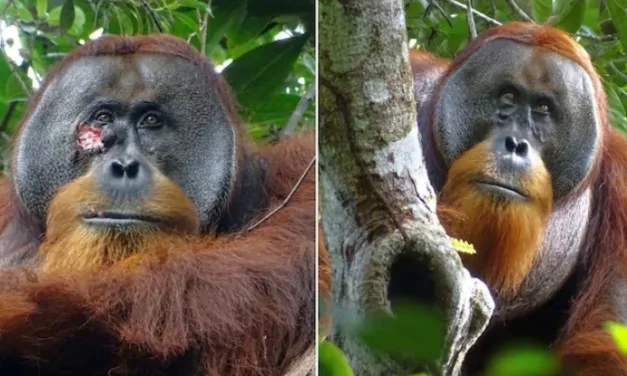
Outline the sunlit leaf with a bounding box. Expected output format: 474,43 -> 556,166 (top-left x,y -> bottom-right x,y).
607,0 -> 627,52
319,341 -> 354,376
485,346 -> 559,376
451,238 -> 475,255
37,0 -> 48,18
606,321 -> 627,354
60,0 -> 75,32
554,0 -> 587,33
68,5 -> 86,37
532,0 -> 553,23
173,12 -> 201,37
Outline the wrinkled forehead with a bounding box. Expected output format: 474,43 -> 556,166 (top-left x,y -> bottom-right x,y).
454,38 -> 595,100
48,53 -> 209,104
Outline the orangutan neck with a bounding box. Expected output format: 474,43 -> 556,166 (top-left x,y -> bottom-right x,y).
216,153 -> 269,233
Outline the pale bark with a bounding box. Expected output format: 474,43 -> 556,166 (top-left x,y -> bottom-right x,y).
318,1 -> 495,375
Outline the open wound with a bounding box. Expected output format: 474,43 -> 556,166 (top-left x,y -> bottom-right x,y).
77,122 -> 104,152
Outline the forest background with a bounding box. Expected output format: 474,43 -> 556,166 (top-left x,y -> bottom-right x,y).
0,0 -> 316,172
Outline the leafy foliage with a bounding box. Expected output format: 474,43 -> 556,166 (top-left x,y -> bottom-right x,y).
0,0 -> 315,172
405,0 -> 627,133
319,302 -> 564,376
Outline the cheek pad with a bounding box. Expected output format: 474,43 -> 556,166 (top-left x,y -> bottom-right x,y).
14,122 -> 79,221
434,79 -> 490,166
157,121 -> 235,227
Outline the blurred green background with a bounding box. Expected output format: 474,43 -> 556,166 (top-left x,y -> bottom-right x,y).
406,0 -> 627,133
0,0 -> 316,174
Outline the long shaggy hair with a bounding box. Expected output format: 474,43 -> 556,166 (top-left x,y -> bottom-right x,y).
0,33 -> 316,376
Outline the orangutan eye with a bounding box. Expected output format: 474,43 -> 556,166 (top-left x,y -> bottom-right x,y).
94,110 -> 113,124
140,113 -> 162,128
535,102 -> 552,115
500,91 -> 516,106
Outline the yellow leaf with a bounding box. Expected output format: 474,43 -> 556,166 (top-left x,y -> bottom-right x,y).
451,238 -> 476,255
605,321 -> 627,354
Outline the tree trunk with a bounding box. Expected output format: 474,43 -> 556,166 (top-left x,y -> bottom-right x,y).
318,1 -> 495,375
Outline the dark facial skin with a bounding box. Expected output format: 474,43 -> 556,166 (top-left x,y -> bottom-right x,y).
13,53 -> 236,230
431,39 -> 600,317
434,39 -> 600,201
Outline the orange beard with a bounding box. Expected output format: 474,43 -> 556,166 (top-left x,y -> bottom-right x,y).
40,170 -> 199,274
437,141 -> 553,299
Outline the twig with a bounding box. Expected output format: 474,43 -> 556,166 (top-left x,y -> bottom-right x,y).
488,0 -> 496,16
0,100 -> 18,135
282,84 -> 316,137
426,1 -> 453,27
198,1 -> 211,55
575,33 -> 617,42
139,0 -> 164,33
466,0 -> 477,39
445,0 -> 501,26
505,0 -> 533,23
247,156 -> 316,232
1,0 -> 14,15
0,28 -> 31,96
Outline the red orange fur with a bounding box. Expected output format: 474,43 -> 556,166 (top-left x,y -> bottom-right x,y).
438,140 -> 552,299
424,23 -> 627,375
0,35 -> 316,376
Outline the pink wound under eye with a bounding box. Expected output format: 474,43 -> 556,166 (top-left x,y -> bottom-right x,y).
77,123 -> 104,152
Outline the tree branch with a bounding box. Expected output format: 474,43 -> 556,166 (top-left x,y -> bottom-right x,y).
466,0 -> 477,39
505,0 -> 534,23
320,1 -> 494,375
575,32 -> 618,42
282,83 -> 316,138
198,1 -> 212,55
444,0 -> 501,26
247,156 -> 315,232
425,1 -> 453,28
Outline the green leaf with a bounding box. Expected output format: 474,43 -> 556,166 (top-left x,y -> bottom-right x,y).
554,0 -> 587,33
37,0 -> 48,17
606,82 -> 627,133
532,0 -> 553,23
124,2 -> 144,35
357,304 -> 445,365
4,1 -> 34,21
606,321 -> 627,354
173,12 -> 201,37
244,93 -> 300,126
177,0 -> 212,14
113,6 -> 134,35
319,341 -> 354,376
227,15 -> 273,46
223,34 -> 308,110
485,346 -> 559,376
67,5 -> 86,37
204,0 -> 247,55
60,0 -> 75,32
607,0 -> 627,52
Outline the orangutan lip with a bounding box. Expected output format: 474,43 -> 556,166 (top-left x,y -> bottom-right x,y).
474,180 -> 527,199
82,211 -> 161,227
